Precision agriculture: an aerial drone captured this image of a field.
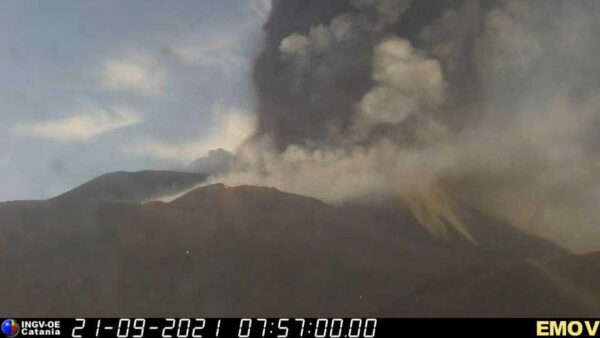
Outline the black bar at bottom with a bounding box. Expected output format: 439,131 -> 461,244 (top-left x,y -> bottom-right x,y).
3,318 -> 599,338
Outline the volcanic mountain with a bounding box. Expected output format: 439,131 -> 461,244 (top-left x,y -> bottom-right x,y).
0,171 -> 598,317
51,170 -> 207,203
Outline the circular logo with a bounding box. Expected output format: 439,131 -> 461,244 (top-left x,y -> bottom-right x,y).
1,320 -> 19,337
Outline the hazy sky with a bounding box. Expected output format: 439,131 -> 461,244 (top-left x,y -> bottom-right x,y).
0,0 -> 269,201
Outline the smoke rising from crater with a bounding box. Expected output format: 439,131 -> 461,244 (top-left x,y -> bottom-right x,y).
214,0 -> 600,252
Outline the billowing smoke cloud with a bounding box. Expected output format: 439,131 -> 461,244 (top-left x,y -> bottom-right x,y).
357,37 -> 445,125
213,0 -> 600,252
187,148 -> 235,176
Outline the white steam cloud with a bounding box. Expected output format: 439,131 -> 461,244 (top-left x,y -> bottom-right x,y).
358,38 -> 445,125
280,14 -> 359,56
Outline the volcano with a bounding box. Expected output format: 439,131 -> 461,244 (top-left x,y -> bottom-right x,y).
1,171 -> 598,317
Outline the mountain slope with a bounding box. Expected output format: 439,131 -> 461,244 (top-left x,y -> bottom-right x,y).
51,170 -> 206,203
391,252 -> 600,317
0,181 -> 596,317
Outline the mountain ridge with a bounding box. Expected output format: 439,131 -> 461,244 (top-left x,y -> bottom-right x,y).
0,171 -> 597,317
50,170 -> 207,203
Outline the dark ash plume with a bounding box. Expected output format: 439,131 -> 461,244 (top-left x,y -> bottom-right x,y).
218,0 -> 600,252
253,0 -> 494,149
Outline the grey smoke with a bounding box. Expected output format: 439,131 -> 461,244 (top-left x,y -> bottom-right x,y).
187,148 -> 235,176
216,0 -> 600,252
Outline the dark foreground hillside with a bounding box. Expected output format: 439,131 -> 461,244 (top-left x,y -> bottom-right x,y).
0,172 -> 598,317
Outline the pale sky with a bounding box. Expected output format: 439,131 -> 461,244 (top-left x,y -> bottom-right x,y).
0,0 -> 270,201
